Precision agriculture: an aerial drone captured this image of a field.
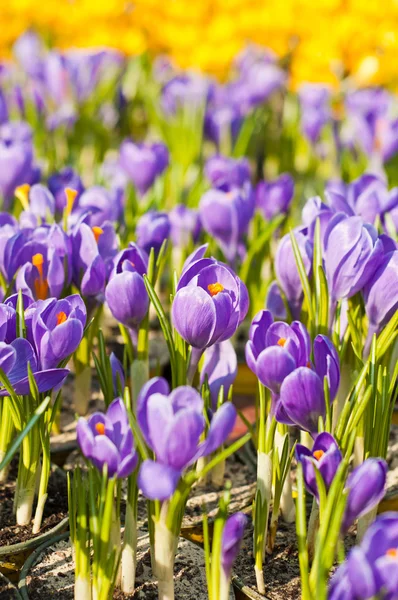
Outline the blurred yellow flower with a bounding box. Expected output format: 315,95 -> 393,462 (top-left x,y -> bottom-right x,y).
1,0 -> 398,85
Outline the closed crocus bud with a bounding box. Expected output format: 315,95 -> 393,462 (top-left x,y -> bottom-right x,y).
28,184 -> 55,220
364,250 -> 398,342
295,432 -> 342,500
330,513 -> 398,600
105,271 -> 149,328
256,174 -> 294,219
204,105 -> 242,148
48,167 -> 84,213
246,310 -> 311,394
243,62 -> 286,108
342,458 -> 387,532
110,352 -> 125,395
298,84 -> 331,145
119,140 -> 169,196
277,367 -> 325,432
265,281 -> 287,320
0,123 -> 35,207
137,383 -> 236,500
172,257 -> 248,349
221,513 -> 248,579
136,211 -> 170,256
205,155 -> 251,190
169,204 -> 201,248
199,184 -> 255,263
78,186 -> 123,226
313,334 -> 340,401
200,339 -> 237,408
76,397 -> 138,479
324,216 -> 384,303
160,74 -> 212,115
13,31 -> 45,80
275,229 -> 313,319
71,221 -> 107,298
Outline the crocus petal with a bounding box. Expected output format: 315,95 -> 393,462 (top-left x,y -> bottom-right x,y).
0,342 -> 16,374
256,346 -> 296,393
76,417 -> 95,458
346,547 -> 377,599
279,367 -> 325,433
172,286 -> 216,349
117,451 -> 138,479
195,402 -> 237,459
137,376 -> 170,441
2,368 -> 69,396
138,459 -> 181,501
90,435 -> 119,477
166,408 -> 205,470
342,458 -> 387,531
146,393 -> 174,460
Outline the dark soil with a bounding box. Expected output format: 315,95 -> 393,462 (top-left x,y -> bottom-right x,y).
0,463 -> 68,546
233,518 -> 301,600
0,574 -> 20,599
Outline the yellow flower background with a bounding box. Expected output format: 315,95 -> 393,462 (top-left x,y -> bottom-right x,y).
2,0 -> 398,86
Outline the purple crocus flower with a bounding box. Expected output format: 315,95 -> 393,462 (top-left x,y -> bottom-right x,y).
363,250 -> 398,341
169,205 -> 201,248
265,281 -> 287,320
324,215 -> 384,303
105,242 -> 149,327
76,397 -> 138,478
200,339 -> 237,408
29,294 -> 86,370
204,155 -> 251,190
298,83 -> 331,144
48,167 -> 84,213
172,255 -> 248,349
275,228 -> 313,319
329,513 -> 398,600
77,186 -> 124,227
14,240 -> 68,301
0,121 -> 36,207
137,378 -> 236,500
240,61 -> 286,109
256,173 -> 294,219
110,352 -> 125,395
199,183 -> 255,263
342,458 -> 387,532
221,513 -> 248,579
0,338 -> 68,396
245,310 -> 311,394
246,311 -> 340,431
119,140 -> 169,196
26,184 -> 55,221
204,105 -> 242,148
296,432 -> 342,500
13,31 -> 45,80
136,211 -> 170,256
160,74 -> 213,115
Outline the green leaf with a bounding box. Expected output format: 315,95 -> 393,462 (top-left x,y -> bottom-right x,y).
0,395 -> 50,471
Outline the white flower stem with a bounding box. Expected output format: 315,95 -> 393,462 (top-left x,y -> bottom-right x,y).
16,483 -> 35,526
121,502 -> 137,594
75,576 -> 92,600
154,508 -> 177,600
211,458 -> 225,487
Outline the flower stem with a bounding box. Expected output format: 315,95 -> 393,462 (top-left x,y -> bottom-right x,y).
154,506 -> 176,600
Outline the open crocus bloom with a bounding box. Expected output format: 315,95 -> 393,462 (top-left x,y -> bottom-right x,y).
295,432 -> 342,500
329,513 -> 398,600
172,253 -> 248,349
76,397 -> 138,479
137,377 -> 237,500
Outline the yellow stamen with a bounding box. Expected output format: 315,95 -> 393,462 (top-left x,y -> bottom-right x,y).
313,450 -> 324,461
387,548 -> 398,558
56,311 -> 67,326
15,184 -> 30,211
92,226 -> 104,243
32,253 -> 48,300
277,338 -> 287,347
95,422 -> 106,435
65,188 -> 78,216
208,282 -> 224,297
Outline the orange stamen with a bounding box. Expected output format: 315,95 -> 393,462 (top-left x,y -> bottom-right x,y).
313,450 -> 324,461
65,188 -> 78,216
277,338 -> 287,347
15,184 -> 30,210
306,361 -> 312,368
32,253 -> 49,300
95,423 -> 106,435
387,548 -> 398,558
56,311 -> 67,326
92,226 -> 104,243
208,282 -> 224,296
